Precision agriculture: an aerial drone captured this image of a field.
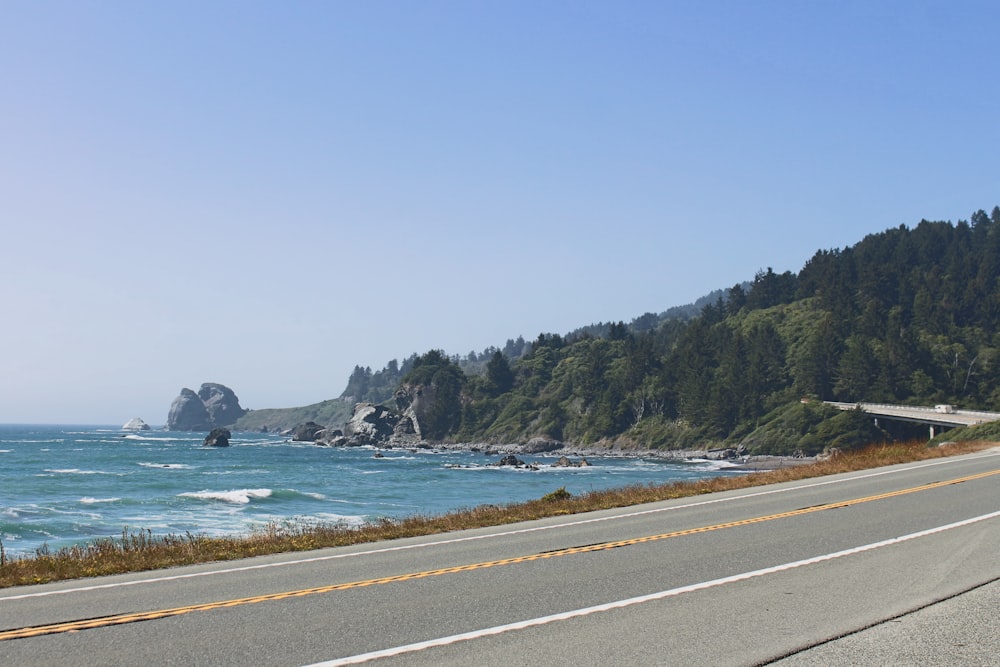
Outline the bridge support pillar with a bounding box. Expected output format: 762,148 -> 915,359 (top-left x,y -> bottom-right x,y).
929,425 -> 936,439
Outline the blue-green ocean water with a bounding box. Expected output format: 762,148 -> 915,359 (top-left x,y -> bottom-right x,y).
0,424 -> 742,556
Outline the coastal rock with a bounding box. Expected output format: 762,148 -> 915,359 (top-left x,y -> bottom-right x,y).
166,383 -> 247,431
522,437 -> 564,454
314,429 -> 345,446
203,428 -> 231,447
393,415 -> 417,437
338,402 -> 421,447
344,403 -> 395,443
394,386 -> 431,439
122,417 -> 151,431
495,454 -> 526,467
167,388 -> 212,431
291,421 -> 326,442
551,455 -> 591,467
198,383 -> 248,427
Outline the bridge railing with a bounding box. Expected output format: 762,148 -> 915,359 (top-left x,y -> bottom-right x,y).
825,401 -> 1000,422
825,401 -> 938,413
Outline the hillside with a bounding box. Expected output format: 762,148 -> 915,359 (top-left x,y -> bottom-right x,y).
386,208 -> 1000,454
233,399 -> 353,433
236,208 -> 1000,453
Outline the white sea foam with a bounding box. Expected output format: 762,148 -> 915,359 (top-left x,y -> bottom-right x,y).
301,492 -> 327,500
44,468 -> 106,475
178,489 -> 273,504
686,458 -> 742,471
80,497 -> 121,504
0,449 -> 11,453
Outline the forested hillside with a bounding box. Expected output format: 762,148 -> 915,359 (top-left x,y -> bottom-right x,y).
374,209 -> 1000,454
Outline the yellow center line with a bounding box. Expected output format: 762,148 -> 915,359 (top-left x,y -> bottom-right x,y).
2,468 -> 997,642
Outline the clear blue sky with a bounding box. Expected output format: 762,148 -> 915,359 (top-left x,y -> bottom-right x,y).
2,1 -> 998,424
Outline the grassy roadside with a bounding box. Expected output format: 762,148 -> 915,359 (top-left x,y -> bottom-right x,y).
1,440 -> 994,589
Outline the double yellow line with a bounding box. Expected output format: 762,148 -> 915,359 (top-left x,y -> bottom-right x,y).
3,468 -> 997,642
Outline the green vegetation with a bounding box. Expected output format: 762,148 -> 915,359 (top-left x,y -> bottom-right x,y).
1,440 -> 991,588
540,487 -> 572,502
349,208 -> 1000,455
931,419 -> 1000,445
232,399 -> 353,433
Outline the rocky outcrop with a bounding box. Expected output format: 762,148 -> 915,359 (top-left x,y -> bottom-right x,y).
551,455 -> 591,467
496,454 -> 526,467
167,388 -> 212,430
343,403 -> 398,445
122,417 -> 151,431
490,454 -> 539,470
291,421 -> 326,442
311,402 -> 422,448
198,383 -> 247,427
203,428 -> 231,447
522,437 -> 564,454
167,383 -> 246,430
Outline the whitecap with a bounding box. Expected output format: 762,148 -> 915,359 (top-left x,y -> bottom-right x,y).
0,449 -> 11,453
80,497 -> 121,504
178,489 -> 273,504
686,458 -> 742,470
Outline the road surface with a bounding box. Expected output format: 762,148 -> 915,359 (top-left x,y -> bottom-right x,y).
2,448 -> 998,666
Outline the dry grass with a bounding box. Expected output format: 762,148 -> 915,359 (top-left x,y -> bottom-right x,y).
1,440 -> 994,589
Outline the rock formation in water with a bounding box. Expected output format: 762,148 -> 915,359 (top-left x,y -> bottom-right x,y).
198,383 -> 247,427
203,428 -> 231,447
291,421 -> 326,442
167,383 -> 247,430
295,402 -> 420,447
122,417 -> 151,431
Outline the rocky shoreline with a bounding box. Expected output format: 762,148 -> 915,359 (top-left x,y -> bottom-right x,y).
418,441 -> 816,472
220,399 -> 817,473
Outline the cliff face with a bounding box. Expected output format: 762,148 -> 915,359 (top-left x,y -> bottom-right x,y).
167,383 -> 247,430
198,383 -> 247,427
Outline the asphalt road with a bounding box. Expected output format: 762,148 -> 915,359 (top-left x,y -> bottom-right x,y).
2,448 -> 998,666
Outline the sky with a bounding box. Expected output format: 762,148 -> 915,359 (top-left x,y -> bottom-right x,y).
2,1 -> 999,425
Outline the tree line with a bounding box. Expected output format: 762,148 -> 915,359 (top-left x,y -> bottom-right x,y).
346,208 -> 1000,454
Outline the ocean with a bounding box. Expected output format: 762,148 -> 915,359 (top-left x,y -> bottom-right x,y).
0,424 -> 742,557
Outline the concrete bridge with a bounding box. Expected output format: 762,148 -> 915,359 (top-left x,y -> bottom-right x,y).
824,401 -> 1000,438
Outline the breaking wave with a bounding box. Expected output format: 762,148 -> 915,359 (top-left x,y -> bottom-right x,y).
178,489 -> 274,504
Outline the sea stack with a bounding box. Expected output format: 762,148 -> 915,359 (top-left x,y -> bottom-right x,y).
122,417 -> 151,431
167,383 -> 247,430
203,428 -> 232,447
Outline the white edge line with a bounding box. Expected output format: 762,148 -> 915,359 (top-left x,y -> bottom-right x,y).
2,451 -> 995,601
304,509 -> 1000,666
